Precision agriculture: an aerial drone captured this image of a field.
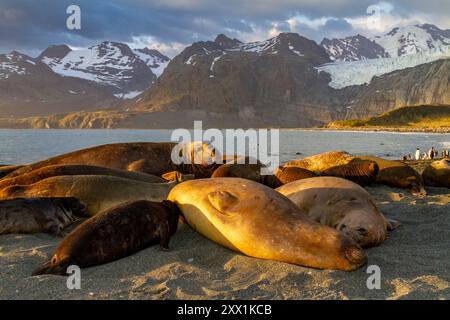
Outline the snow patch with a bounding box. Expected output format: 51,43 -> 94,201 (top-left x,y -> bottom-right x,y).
133,49 -> 170,77
210,52 -> 225,72
114,90 -> 143,99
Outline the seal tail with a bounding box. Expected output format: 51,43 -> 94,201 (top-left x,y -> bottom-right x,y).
32,259 -> 69,276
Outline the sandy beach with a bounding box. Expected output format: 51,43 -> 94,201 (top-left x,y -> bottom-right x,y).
0,183 -> 449,300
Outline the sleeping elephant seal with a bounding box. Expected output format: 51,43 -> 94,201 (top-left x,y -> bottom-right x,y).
0,197 -> 87,236
422,159 -> 450,188
5,142 -> 221,179
277,177 -> 399,248
283,151 -> 379,186
0,175 -> 177,216
0,164 -> 165,191
264,166 -> 319,188
168,178 -> 367,271
357,156 -> 426,196
32,200 -> 180,276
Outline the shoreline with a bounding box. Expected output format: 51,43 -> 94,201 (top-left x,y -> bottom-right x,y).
0,127 -> 449,134
322,127 -> 450,134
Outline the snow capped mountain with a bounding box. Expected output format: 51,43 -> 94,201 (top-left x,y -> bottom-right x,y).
0,50 -> 120,117
181,33 -> 329,71
320,35 -> 388,62
39,41 -> 157,94
371,24 -> 450,57
317,45 -> 450,89
0,51 -> 39,80
133,47 -> 170,77
320,24 -> 450,62
317,24 -> 450,89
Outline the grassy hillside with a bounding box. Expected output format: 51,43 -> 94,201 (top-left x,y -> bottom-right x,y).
328,105 -> 450,131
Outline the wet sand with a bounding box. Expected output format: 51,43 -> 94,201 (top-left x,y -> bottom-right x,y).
0,185 -> 449,300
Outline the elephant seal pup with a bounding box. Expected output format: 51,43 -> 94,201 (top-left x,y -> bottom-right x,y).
277,177 -> 399,248
0,197 -> 87,236
0,164 -> 165,191
168,178 -> 367,271
0,175 -> 177,216
264,166 -> 319,188
32,200 -> 180,276
6,141 -> 221,179
422,159 -> 450,188
358,156 -> 426,195
283,151 -> 379,186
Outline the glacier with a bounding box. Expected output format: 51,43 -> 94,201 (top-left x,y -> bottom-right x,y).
316,45 -> 450,89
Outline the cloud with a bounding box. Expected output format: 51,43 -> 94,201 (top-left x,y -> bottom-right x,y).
0,0 -> 449,57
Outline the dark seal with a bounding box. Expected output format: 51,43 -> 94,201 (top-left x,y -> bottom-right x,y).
0,197 -> 87,236
264,166 -> 319,188
32,200 -> 180,276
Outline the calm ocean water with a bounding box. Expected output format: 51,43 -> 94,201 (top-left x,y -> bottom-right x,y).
0,129 -> 449,165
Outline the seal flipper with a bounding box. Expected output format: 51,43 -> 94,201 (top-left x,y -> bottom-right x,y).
386,218 -> 401,231
32,257 -> 71,276
159,221 -> 171,251
207,191 -> 240,213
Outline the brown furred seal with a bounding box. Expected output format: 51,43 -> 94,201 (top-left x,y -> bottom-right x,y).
211,163 -> 263,182
0,197 -> 87,236
283,151 -> 379,186
264,166 -> 319,188
358,156 -> 426,195
32,200 -> 180,276
5,142 -> 221,180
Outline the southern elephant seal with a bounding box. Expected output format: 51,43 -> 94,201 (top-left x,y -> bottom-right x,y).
283,151 -> 379,186
168,178 -> 367,271
0,175 -> 177,216
357,156 -> 426,195
5,142 -> 221,179
0,197 -> 87,236
211,156 -> 318,187
264,166 -> 319,188
422,159 -> 450,188
0,164 -> 165,191
277,177 -> 399,248
32,200 -> 180,276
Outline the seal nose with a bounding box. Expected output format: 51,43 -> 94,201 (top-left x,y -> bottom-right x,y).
344,245 -> 367,266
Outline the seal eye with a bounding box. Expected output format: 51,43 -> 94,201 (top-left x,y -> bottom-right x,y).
357,227 -> 368,235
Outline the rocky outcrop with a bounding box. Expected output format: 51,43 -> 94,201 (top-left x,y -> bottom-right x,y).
343,59 -> 450,119
135,33 -> 346,127
320,35 -> 388,62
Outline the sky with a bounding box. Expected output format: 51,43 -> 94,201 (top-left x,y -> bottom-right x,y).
0,0 -> 449,58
